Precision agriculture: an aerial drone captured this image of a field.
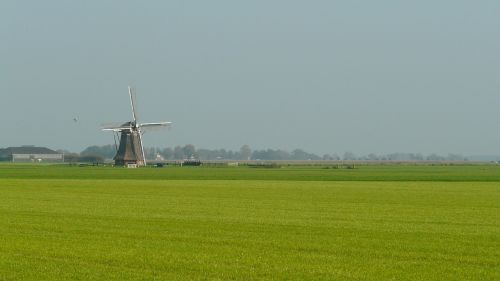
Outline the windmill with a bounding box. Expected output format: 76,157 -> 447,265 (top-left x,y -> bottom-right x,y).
102,86 -> 172,166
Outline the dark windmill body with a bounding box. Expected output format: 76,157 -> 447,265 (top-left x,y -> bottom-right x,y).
113,122 -> 144,166
102,87 -> 172,167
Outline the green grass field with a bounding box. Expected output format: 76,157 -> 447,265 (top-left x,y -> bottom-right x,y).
0,165 -> 499,280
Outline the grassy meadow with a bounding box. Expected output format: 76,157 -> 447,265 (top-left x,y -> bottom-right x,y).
0,164 -> 499,280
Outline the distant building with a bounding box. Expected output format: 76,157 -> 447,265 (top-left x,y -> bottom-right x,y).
0,146 -> 64,163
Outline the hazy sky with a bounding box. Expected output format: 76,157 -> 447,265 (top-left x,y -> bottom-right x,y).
1,1 -> 499,155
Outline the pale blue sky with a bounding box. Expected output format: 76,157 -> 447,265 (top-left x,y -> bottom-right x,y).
1,1 -> 499,155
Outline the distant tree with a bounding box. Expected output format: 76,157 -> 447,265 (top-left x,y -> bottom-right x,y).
251,150 -> 266,160
143,147 -> 161,160
182,144 -> 196,158
414,153 -> 424,161
81,145 -> 116,159
447,154 -> 466,161
291,149 -> 309,160
173,146 -> 185,160
197,149 -> 215,160
63,153 -> 80,163
276,149 -> 291,160
160,147 -> 173,160
343,152 -> 356,160
226,150 -> 235,160
78,154 -> 104,163
290,149 -> 321,160
252,149 -> 290,160
217,149 -> 228,159
386,153 -> 417,161
426,153 -> 445,161
331,154 -> 340,160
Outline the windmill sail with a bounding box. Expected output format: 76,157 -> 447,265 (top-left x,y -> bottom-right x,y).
129,86 -> 138,123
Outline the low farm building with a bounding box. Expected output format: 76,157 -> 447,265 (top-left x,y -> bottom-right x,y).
0,146 -> 64,163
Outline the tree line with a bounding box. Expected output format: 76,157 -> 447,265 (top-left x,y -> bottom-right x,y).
67,144 -> 468,162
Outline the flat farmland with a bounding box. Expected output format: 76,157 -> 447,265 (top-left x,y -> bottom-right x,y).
0,165 -> 499,280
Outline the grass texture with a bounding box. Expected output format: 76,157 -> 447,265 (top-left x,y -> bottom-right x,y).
0,165 -> 499,280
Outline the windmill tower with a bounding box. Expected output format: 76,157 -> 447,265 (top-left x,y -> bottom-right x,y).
102,86 -> 172,166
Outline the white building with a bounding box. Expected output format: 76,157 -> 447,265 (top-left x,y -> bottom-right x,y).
0,146 -> 64,163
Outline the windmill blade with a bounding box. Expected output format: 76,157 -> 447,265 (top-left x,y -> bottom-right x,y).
138,122 -> 172,132
101,122 -> 131,131
129,86 -> 138,123
102,127 -> 130,132
137,129 -> 147,166
139,122 -> 172,128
